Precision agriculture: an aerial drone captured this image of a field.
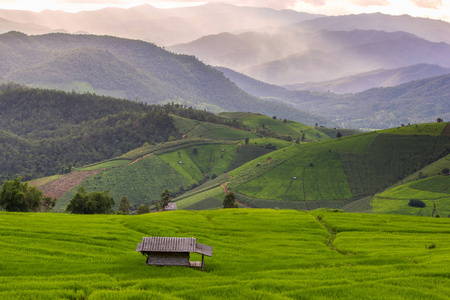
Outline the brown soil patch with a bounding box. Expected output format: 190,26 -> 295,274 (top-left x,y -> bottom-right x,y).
127,153 -> 153,166
221,183 -> 229,194
39,170 -> 103,199
441,123 -> 450,135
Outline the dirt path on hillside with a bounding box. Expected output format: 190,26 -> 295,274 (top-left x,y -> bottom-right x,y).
182,125 -> 200,138
127,153 -> 153,166
221,183 -> 252,208
39,170 -> 103,199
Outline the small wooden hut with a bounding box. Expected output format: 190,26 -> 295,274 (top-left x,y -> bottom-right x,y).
163,203 -> 177,211
136,237 -> 212,270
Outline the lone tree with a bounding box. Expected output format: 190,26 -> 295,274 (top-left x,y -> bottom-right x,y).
0,177 -> 56,212
336,132 -> 343,138
245,137 -> 250,145
66,187 -> 114,214
223,192 -> 238,208
437,118 -> 443,123
160,188 -> 172,210
118,196 -> 130,214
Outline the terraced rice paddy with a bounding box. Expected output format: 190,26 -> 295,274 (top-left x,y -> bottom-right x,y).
227,126 -> 450,209
0,209 -> 448,299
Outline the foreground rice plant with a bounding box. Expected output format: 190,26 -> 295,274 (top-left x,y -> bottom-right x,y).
0,209 -> 448,299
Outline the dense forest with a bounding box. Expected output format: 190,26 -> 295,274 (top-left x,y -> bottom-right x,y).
0,84 -> 248,182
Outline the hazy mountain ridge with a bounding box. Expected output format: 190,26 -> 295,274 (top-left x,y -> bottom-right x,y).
284,64 -> 450,93
172,28 -> 450,85
216,66 -> 450,129
0,3 -> 320,46
0,31 -> 330,126
294,12 -> 450,44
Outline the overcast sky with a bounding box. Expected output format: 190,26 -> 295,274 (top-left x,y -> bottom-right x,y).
0,0 -> 449,22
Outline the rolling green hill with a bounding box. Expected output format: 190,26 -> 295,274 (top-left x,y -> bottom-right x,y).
372,153 -> 450,217
180,123 -> 450,210
0,209 -> 448,299
0,31 -> 329,126
219,112 -> 331,142
46,138 -> 275,211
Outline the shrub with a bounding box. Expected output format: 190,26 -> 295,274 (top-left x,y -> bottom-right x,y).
137,204 -> 151,215
408,199 -> 426,208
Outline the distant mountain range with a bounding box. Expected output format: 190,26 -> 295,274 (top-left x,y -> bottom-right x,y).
0,31 -> 330,127
173,29 -> 450,85
216,66 -> 450,129
293,13 -> 450,44
0,4 -> 319,46
284,64 -> 450,94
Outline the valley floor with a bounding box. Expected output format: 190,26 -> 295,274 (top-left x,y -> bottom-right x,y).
0,209 -> 448,299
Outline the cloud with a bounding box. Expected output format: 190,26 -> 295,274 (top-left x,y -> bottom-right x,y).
410,0 -> 443,9
350,0 -> 390,6
55,0 -> 128,3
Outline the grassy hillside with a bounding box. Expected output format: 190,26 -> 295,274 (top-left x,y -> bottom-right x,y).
373,175 -> 450,217
372,153 -> 450,217
0,210 -> 448,299
220,112 -> 330,141
216,123 -> 450,209
52,139 -> 276,210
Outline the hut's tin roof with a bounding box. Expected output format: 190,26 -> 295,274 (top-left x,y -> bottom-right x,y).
136,237 -> 212,256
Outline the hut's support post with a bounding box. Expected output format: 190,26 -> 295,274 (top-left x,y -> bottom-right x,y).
201,254 -> 204,271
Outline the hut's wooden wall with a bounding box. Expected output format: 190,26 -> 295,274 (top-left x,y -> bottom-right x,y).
147,252 -> 190,266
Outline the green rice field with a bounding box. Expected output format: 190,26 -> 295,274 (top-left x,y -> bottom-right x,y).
0,209 -> 448,299
373,175 -> 450,217
225,125 -> 450,208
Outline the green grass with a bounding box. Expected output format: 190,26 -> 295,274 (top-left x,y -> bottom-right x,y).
0,210 -> 449,299
213,124 -> 450,210
243,137 -> 294,149
171,115 -> 199,135
27,175 -> 62,187
373,175 -> 450,217
221,112 -> 329,142
381,123 -> 448,135
175,186 -> 225,209
393,154 -> 450,186
184,121 -> 259,140
316,127 -> 362,139
77,159 -> 132,171
58,155 -> 194,210
159,144 -> 239,181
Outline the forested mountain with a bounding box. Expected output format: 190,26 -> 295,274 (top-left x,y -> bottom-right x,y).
0,31 -> 329,126
0,4 -> 319,46
215,66 -> 338,107
284,64 -> 450,94
0,84 -> 181,181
